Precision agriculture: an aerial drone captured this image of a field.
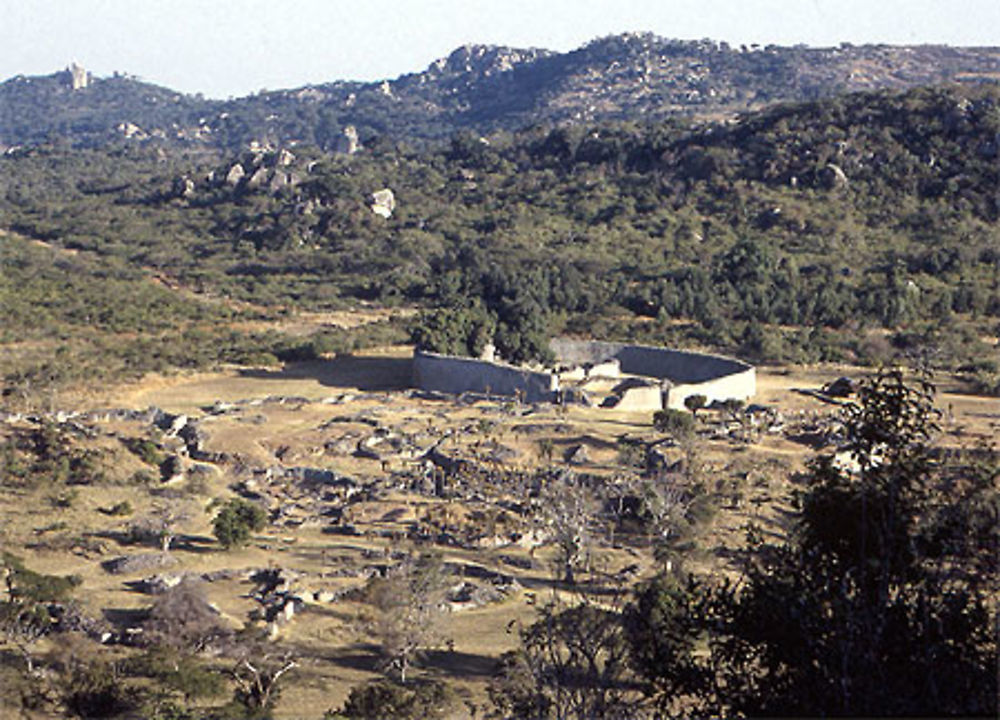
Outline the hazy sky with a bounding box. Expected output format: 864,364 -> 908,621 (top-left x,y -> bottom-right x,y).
3,0 -> 999,98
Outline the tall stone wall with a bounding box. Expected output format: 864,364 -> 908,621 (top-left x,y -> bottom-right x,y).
549,338 -> 755,409
412,350 -> 558,403
411,340 -> 754,410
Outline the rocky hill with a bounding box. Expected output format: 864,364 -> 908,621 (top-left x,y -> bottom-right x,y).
2,34 -> 1000,150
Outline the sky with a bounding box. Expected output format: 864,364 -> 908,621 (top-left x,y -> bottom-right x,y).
2,0 -> 999,98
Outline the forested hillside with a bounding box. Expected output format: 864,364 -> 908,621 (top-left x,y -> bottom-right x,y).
2,34 -> 999,150
2,83 -> 998,397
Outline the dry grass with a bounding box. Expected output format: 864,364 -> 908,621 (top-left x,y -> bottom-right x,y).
2,351 -> 996,718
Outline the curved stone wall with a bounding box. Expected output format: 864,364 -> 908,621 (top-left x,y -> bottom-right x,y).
550,338 -> 755,410
412,350 -> 558,404
411,339 -> 755,411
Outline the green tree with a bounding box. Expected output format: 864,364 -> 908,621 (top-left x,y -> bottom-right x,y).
709,369 -> 997,716
332,678 -> 457,720
212,499 -> 267,549
682,394 -> 707,417
490,594 -> 641,720
653,408 -> 694,440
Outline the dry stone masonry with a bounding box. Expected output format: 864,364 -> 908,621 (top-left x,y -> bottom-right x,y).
413,338 -> 755,411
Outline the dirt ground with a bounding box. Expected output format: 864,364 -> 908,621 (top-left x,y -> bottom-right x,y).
2,350 -> 996,718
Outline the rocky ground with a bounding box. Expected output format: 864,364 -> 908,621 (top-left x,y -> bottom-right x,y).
1,349 -> 995,718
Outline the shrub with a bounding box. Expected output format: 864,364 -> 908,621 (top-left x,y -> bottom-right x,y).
212,498 -> 267,549
332,678 -> 457,720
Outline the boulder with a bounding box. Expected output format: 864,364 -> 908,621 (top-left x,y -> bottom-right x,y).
246,166 -> 269,189
102,553 -> 176,576
565,444 -> 590,465
225,163 -> 246,186
335,126 -> 361,155
820,163 -> 849,190
370,188 -> 396,218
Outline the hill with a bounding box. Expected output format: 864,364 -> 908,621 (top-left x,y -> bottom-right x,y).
2,34 -> 1000,150
1,84 -> 998,400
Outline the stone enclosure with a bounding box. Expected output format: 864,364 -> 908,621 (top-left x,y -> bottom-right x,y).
412,338 -> 755,411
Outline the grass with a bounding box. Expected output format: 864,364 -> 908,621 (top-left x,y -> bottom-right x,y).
1,349 -> 996,718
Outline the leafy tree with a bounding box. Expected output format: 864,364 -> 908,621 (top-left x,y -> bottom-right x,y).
652,408 -> 694,440
212,498 -> 267,549
704,369 -> 997,716
332,678 -> 457,720
682,394 -> 707,416
131,647 -> 224,705
0,552 -> 81,673
490,593 -> 642,720
624,576 -> 708,717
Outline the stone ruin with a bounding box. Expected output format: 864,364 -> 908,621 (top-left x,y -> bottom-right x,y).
413,338 -> 756,412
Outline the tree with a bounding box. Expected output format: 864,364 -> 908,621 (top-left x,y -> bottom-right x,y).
212,498 -> 267,549
229,654 -> 297,719
535,475 -> 597,584
653,409 -> 694,440
130,500 -> 193,552
332,678 -> 457,720
701,369 -> 998,716
624,576 -> 708,718
636,474 -> 695,573
143,579 -> 229,652
0,552 -> 80,673
682,394 -> 707,417
368,552 -> 450,684
490,591 -> 642,720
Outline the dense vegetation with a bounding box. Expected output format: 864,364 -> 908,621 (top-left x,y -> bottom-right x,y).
2,83 -> 998,396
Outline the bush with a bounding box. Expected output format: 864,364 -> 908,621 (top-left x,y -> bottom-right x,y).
212,498 -> 267,549
331,678 -> 457,720
653,409 -> 695,439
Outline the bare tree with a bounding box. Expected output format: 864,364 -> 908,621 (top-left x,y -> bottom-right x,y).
143,579 -> 228,651
231,654 -> 297,714
368,551 -> 451,684
536,474 -> 598,585
638,473 -> 692,573
130,500 -> 193,552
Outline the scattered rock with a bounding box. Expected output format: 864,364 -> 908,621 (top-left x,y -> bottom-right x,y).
103,553 -> 177,576
136,573 -> 183,594
225,163 -> 246,186
370,188 -> 395,218
565,444 -> 590,465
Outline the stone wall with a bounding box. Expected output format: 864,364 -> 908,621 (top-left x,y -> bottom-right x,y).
412,350 -> 558,403
411,340 -> 754,410
550,338 -> 755,410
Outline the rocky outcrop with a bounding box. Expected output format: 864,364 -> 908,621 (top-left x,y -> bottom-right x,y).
370,188 -> 395,218
225,163 -> 246,186
334,126 -> 360,155
67,62 -> 89,90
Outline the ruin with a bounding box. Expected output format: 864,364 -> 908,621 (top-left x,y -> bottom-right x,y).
412,338 -> 756,411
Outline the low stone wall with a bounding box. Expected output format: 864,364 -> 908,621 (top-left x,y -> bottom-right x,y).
412,350 -> 558,404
